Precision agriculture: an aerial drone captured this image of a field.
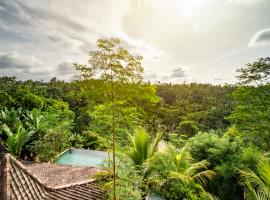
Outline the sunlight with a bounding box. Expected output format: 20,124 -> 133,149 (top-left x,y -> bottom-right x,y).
0,1 -> 270,199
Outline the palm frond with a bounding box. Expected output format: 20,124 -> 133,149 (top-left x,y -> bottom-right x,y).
243,180 -> 270,200
126,128 -> 151,166
240,169 -> 266,195
150,131 -> 163,157
186,160 -> 210,176
170,171 -> 192,183
205,193 -> 220,200
192,170 -> 216,186
240,160 -> 270,200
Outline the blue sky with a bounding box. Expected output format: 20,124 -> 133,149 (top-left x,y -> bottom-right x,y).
0,0 -> 270,83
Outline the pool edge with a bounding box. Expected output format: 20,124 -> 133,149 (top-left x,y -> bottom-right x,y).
53,148 -> 74,162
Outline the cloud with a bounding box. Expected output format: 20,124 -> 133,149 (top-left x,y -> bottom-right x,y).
0,52 -> 51,80
249,28 -> 270,47
214,78 -> 223,81
57,62 -> 75,75
227,0 -> 264,5
0,52 -> 41,70
0,1 -> 32,26
170,67 -> 186,78
144,70 -> 158,80
144,66 -> 187,83
0,0 -> 270,83
0,0 -> 169,79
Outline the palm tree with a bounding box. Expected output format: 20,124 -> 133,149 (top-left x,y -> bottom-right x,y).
147,143 -> 216,199
2,124 -> 32,157
169,145 -> 215,186
126,128 -> 163,166
240,160 -> 270,200
124,128 -> 163,199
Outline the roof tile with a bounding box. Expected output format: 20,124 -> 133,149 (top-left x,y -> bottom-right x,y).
0,154 -> 106,200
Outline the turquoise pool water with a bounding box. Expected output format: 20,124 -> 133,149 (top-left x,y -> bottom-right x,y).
55,149 -> 108,167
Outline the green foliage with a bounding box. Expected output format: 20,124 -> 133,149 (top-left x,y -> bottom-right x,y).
71,131 -> 108,150
189,132 -> 264,200
227,84 -> 270,150
88,103 -> 142,146
24,108 -> 43,131
156,83 -> 234,134
126,128 -> 162,166
0,107 -> 22,133
1,124 -> 31,157
168,133 -> 187,149
189,132 -> 243,199
74,38 -> 143,83
114,154 -> 143,200
97,153 -> 143,200
32,130 -> 71,162
21,93 -> 44,110
31,101 -> 74,161
147,143 -> 215,199
228,57 -> 270,150
0,92 -> 15,108
40,100 -> 74,134
177,120 -> 199,138
236,57 -> 270,85
240,158 -> 270,200
1,55 -> 270,199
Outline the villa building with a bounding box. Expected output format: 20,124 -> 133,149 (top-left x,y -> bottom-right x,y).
0,153 -> 106,200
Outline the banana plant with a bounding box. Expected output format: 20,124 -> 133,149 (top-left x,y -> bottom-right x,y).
2,124 -> 32,157
24,108 -> 43,131
0,107 -> 22,132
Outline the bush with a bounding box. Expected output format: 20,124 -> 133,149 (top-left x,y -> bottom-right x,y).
188,132 -> 263,200
177,120 -> 199,138
0,92 -> 15,108
71,131 -> 108,150
21,93 -> 44,110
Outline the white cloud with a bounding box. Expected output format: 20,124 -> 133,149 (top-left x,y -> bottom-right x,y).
227,0 -> 264,4
0,52 -> 42,70
249,28 -> 270,47
0,51 -> 52,80
0,0 -> 270,83
144,66 -> 188,83
170,67 -> 186,78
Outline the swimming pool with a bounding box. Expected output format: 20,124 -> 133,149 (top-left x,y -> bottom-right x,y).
55,149 -> 108,167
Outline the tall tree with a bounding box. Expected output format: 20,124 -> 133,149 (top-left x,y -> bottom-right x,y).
74,38 -> 143,199
236,57 -> 270,85
228,57 -> 270,149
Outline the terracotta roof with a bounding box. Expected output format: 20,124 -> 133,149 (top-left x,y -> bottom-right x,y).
0,154 -> 106,200
23,162 -> 101,187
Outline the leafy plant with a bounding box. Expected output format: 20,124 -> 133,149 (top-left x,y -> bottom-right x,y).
147,143 -> 215,199
126,128 -> 163,166
2,124 -> 32,157
240,159 -> 270,200
24,108 -> 43,131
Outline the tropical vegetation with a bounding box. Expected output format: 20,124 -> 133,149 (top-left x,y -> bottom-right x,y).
0,38 -> 270,199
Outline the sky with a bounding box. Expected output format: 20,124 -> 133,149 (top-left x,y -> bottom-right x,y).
0,0 -> 270,84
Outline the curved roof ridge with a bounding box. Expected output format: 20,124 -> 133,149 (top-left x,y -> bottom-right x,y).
6,154 -> 51,189
0,153 -> 105,200
53,179 -> 96,190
